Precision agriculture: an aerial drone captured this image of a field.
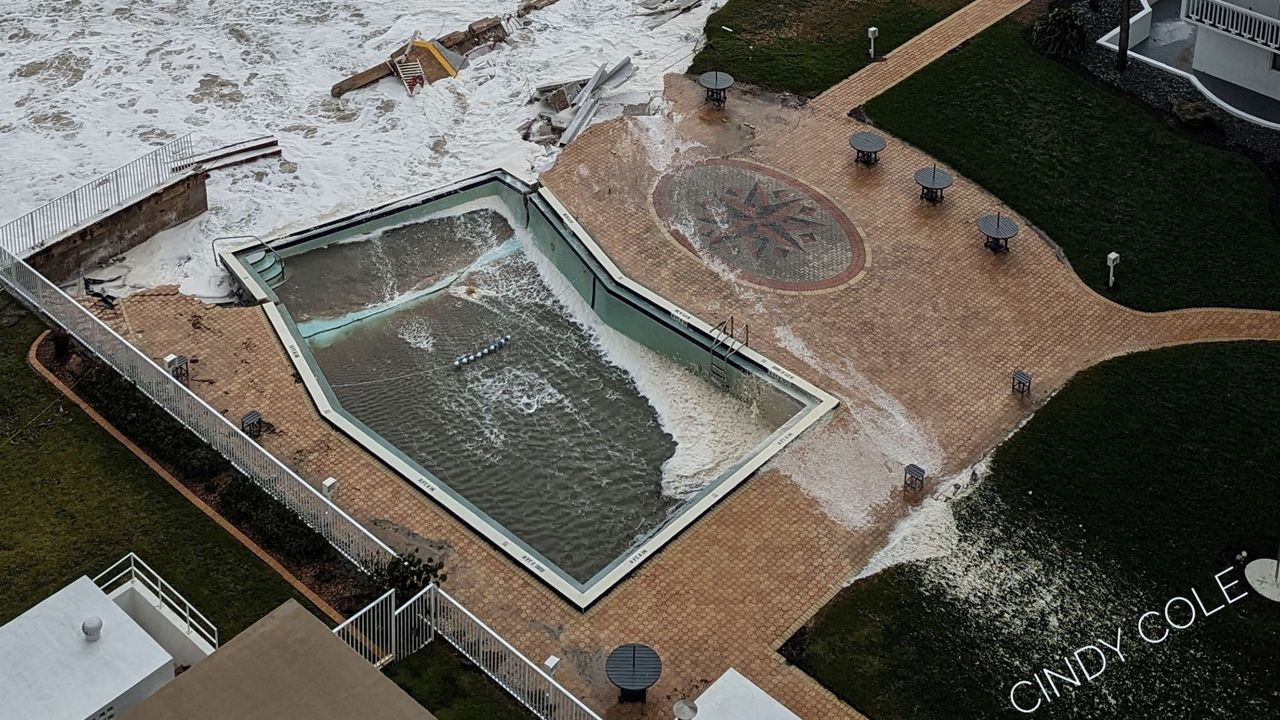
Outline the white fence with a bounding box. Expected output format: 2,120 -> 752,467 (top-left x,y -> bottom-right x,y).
0,144 -> 395,573
95,552 -> 220,649
335,584 -> 602,720
4,142 -> 602,720
0,135 -> 195,258
1184,0 -> 1280,51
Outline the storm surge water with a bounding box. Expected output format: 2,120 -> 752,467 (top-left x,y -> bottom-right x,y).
273,200 -> 794,582
0,0 -> 716,300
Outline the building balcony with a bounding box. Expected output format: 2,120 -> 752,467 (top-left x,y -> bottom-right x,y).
1183,0 -> 1280,53
1100,0 -> 1280,127
94,552 -> 219,666
1,552 -> 218,720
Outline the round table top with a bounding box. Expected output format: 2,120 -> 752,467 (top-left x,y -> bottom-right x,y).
698,71 -> 735,91
977,214 -> 1019,240
849,132 -> 886,153
915,167 -> 953,189
1244,558 -> 1280,602
605,643 -> 662,691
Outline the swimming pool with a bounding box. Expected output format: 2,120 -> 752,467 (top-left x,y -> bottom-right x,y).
222,170 -> 836,607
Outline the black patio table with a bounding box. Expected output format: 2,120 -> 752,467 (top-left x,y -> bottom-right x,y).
977,213 -> 1019,253
849,132 -> 887,166
698,71 -> 735,107
914,166 -> 953,204
605,643 -> 662,703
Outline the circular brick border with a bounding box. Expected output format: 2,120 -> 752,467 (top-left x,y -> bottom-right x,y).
651,159 -> 867,293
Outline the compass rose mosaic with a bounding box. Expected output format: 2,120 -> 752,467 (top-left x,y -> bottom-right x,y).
652,159 -> 865,292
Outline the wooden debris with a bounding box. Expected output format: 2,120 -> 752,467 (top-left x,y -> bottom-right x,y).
173,136 -> 282,172
330,62 -> 394,98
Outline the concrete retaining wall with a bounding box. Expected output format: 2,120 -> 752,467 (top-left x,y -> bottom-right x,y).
27,170 -> 208,282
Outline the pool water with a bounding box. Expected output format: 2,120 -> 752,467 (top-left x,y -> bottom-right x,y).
272,206 -> 796,583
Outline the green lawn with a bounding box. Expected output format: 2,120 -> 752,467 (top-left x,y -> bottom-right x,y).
789,341 -> 1280,719
389,642 -> 535,720
0,293 -> 532,718
0,295 -> 308,637
689,0 -> 972,96
865,21 -> 1280,311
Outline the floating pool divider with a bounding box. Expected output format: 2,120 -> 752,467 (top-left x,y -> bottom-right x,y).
454,335 -> 512,368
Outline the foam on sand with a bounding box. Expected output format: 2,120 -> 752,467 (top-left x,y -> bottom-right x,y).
0,0 -> 718,300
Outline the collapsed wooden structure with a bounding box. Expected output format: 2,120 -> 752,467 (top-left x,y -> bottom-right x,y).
330,34 -> 467,98
330,0 -> 563,98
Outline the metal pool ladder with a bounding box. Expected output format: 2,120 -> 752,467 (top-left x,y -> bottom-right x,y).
709,316 -> 748,389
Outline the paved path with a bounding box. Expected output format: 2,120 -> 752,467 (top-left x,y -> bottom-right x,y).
810,0 -> 1033,115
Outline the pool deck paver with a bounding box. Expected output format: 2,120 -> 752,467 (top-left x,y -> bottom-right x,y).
88,75 -> 1280,720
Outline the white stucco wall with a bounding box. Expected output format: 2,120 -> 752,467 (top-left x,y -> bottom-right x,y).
90,664 -> 173,719
112,587 -> 215,667
0,577 -> 173,720
1130,2 -> 1154,48
1193,29 -> 1280,98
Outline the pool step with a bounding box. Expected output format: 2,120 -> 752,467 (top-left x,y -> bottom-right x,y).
247,250 -> 286,288
259,258 -> 285,288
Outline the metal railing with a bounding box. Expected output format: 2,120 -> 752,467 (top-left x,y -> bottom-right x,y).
393,584 -> 436,659
95,552 -> 219,649
335,589 -> 398,667
0,135 -> 195,258
336,585 -> 601,720
1184,0 -> 1280,50
0,156 -> 395,575
7,143 -> 601,720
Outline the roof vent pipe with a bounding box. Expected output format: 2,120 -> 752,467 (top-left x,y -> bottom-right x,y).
82,616 -> 102,642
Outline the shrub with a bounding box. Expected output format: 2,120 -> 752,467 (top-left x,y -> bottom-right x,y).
1031,5 -> 1091,58
71,362 -> 231,481
218,474 -> 333,564
367,549 -> 447,601
1171,97 -> 1220,130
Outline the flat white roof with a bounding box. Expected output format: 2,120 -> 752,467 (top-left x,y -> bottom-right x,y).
0,576 -> 172,719
695,668 -> 803,720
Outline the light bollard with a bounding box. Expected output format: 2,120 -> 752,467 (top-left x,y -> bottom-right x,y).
1107,251 -> 1121,289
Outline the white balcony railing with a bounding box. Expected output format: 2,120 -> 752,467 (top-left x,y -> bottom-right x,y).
1184,0 -> 1280,51
95,552 -> 219,650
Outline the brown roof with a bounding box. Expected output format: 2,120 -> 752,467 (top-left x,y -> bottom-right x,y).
125,600 -> 435,720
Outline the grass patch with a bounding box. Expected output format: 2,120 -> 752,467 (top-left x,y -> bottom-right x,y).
0,297 -> 307,637
864,21 -> 1280,311
689,0 -> 972,96
388,641 -> 535,720
42,327 -> 372,614
0,294 -> 534,718
789,341 -> 1280,718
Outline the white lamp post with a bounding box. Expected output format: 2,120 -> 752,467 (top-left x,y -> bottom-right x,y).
868,27 -> 879,60
1106,251 -> 1120,289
